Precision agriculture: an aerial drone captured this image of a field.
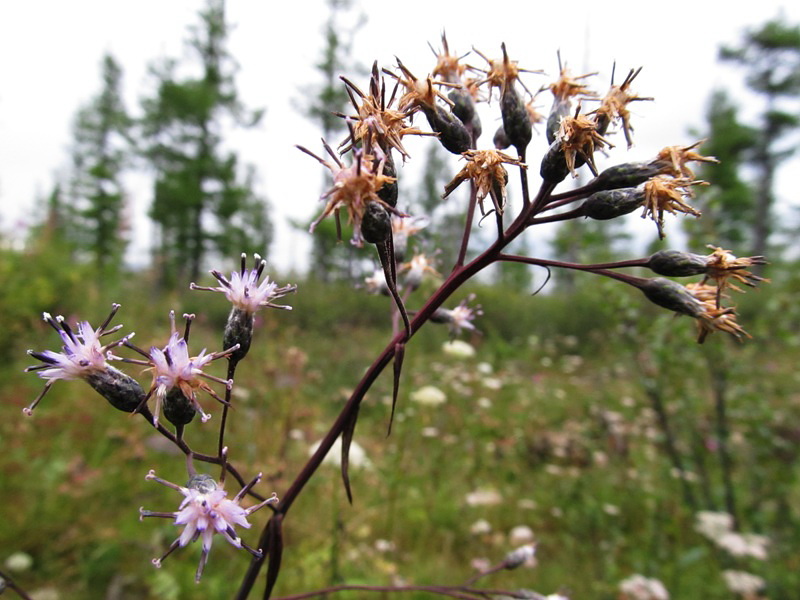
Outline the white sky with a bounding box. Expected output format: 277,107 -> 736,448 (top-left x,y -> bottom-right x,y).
1,0 -> 799,273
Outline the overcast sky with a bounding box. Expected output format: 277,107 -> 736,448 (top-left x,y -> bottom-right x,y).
1,0 -> 798,273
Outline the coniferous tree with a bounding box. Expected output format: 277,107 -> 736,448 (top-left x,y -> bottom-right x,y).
141,0 -> 271,285
68,54 -> 131,280
299,0 -> 364,282
720,17 -> 800,258
687,90 -> 757,249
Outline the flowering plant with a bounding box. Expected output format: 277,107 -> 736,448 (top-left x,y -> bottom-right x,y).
19,34 -> 769,600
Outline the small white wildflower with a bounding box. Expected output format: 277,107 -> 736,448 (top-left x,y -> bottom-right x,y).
482,377 -> 503,390
442,339 -> 476,358
421,426 -> 440,438
509,525 -> 535,545
694,511 -> 734,541
722,570 -> 765,596
717,532 -> 769,560
619,574 -> 669,600
309,437 -> 373,470
504,543 -> 537,569
464,488 -> 503,507
410,385 -> 447,406
4,551 -> 33,572
469,519 -> 492,535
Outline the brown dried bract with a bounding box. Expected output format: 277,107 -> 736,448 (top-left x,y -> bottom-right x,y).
686,283 -> 750,343
703,246 -> 769,296
655,140 -> 719,178
642,176 -> 705,238
429,32 -> 468,84
471,43 -> 541,99
557,112 -> 613,177
592,67 -> 652,148
297,140 -> 397,247
443,149 -> 526,216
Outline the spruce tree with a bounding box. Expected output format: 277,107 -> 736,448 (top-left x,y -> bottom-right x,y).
141,0 -> 272,285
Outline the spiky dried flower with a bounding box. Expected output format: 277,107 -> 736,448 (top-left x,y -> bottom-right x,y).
339,64 -> 430,160
471,43 -> 539,98
548,65 -> 597,103
592,67 -> 652,147
702,246 -> 768,295
557,112 -> 613,177
654,140 -> 718,178
642,176 -> 705,238
139,470 -> 278,583
297,141 -> 397,246
389,59 -> 455,113
686,282 -> 750,343
443,149 -> 526,215
430,32 -> 468,84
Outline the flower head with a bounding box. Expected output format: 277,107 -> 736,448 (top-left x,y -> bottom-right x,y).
191,253 -> 296,314
443,150 -> 526,216
431,295 -> 482,337
24,305 -> 129,415
297,141 -> 397,246
654,140 -> 718,178
140,469 -> 278,582
133,312 -> 237,427
557,112 -> 613,177
619,574 -> 669,600
400,253 -> 439,290
642,176 -> 705,238
591,66 -> 652,147
702,246 -> 768,294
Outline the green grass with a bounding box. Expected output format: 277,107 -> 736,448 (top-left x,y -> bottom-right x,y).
2,272 -> 799,599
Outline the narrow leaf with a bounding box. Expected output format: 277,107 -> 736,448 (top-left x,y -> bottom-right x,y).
340,405 -> 361,504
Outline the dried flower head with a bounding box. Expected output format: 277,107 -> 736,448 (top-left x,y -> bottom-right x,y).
297,141 -> 397,246
191,253 -> 296,314
472,43 -> 539,99
430,33 -> 468,84
548,64 -> 597,103
557,111 -> 613,177
339,64 -> 431,160
140,470 -> 278,582
388,59 -> 455,113
686,283 -> 750,343
642,176 -> 705,238
443,149 -> 526,215
702,246 -> 768,295
592,66 -> 652,147
24,305 -> 130,415
654,140 -> 718,178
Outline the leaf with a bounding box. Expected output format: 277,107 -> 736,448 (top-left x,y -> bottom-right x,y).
376,238 -> 410,339
387,342 -> 405,436
340,405 -> 361,504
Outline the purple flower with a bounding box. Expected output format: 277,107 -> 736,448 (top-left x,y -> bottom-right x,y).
24,305 -> 130,415
140,470 -> 278,582
191,253 -> 296,315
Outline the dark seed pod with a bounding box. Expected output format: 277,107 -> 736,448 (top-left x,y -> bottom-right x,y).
546,99 -> 571,145
592,162 -> 662,192
493,125 -> 511,150
223,308 -> 254,364
639,277 -> 704,318
540,141 -> 571,184
582,188 -> 645,220
361,201 -> 392,244
647,250 -> 708,277
448,89 -> 482,140
422,105 -> 471,154
85,366 -> 146,413
163,387 -> 197,427
501,85 -> 531,153
376,153 -> 398,208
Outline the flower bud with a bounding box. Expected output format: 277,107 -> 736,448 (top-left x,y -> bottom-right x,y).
449,89 -> 481,139
223,308 -> 254,363
647,250 -> 708,277
85,366 -> 146,413
361,201 -> 392,244
592,162 -> 662,192
581,188 -> 645,220
539,141 -> 572,184
501,84 -> 532,153
639,277 -> 705,318
504,544 -> 537,569
163,387 -> 197,427
422,105 -> 471,154
376,153 -> 398,208
493,125 -> 511,150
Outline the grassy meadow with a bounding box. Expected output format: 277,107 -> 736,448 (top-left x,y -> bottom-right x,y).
1,267 -> 799,599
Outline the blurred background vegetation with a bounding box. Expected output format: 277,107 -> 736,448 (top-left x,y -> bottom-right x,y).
1,1 -> 800,598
